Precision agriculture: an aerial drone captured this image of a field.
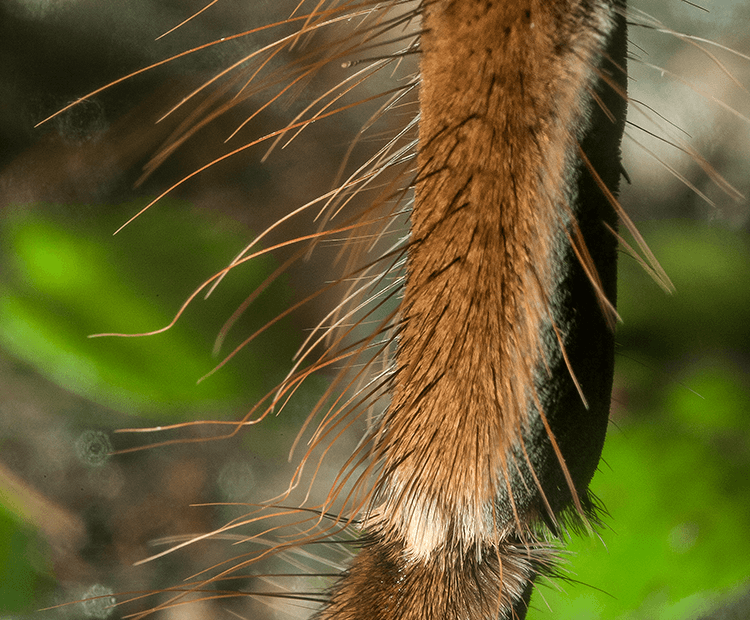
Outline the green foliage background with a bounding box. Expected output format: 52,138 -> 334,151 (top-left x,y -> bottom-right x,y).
529,222 -> 750,619
0,200 -> 310,615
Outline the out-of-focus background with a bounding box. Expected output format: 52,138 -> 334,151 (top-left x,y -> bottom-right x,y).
0,1 -> 748,619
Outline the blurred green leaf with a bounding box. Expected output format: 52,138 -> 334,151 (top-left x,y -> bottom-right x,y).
0,201 -> 299,419
0,504 -> 50,613
530,221 -> 750,619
